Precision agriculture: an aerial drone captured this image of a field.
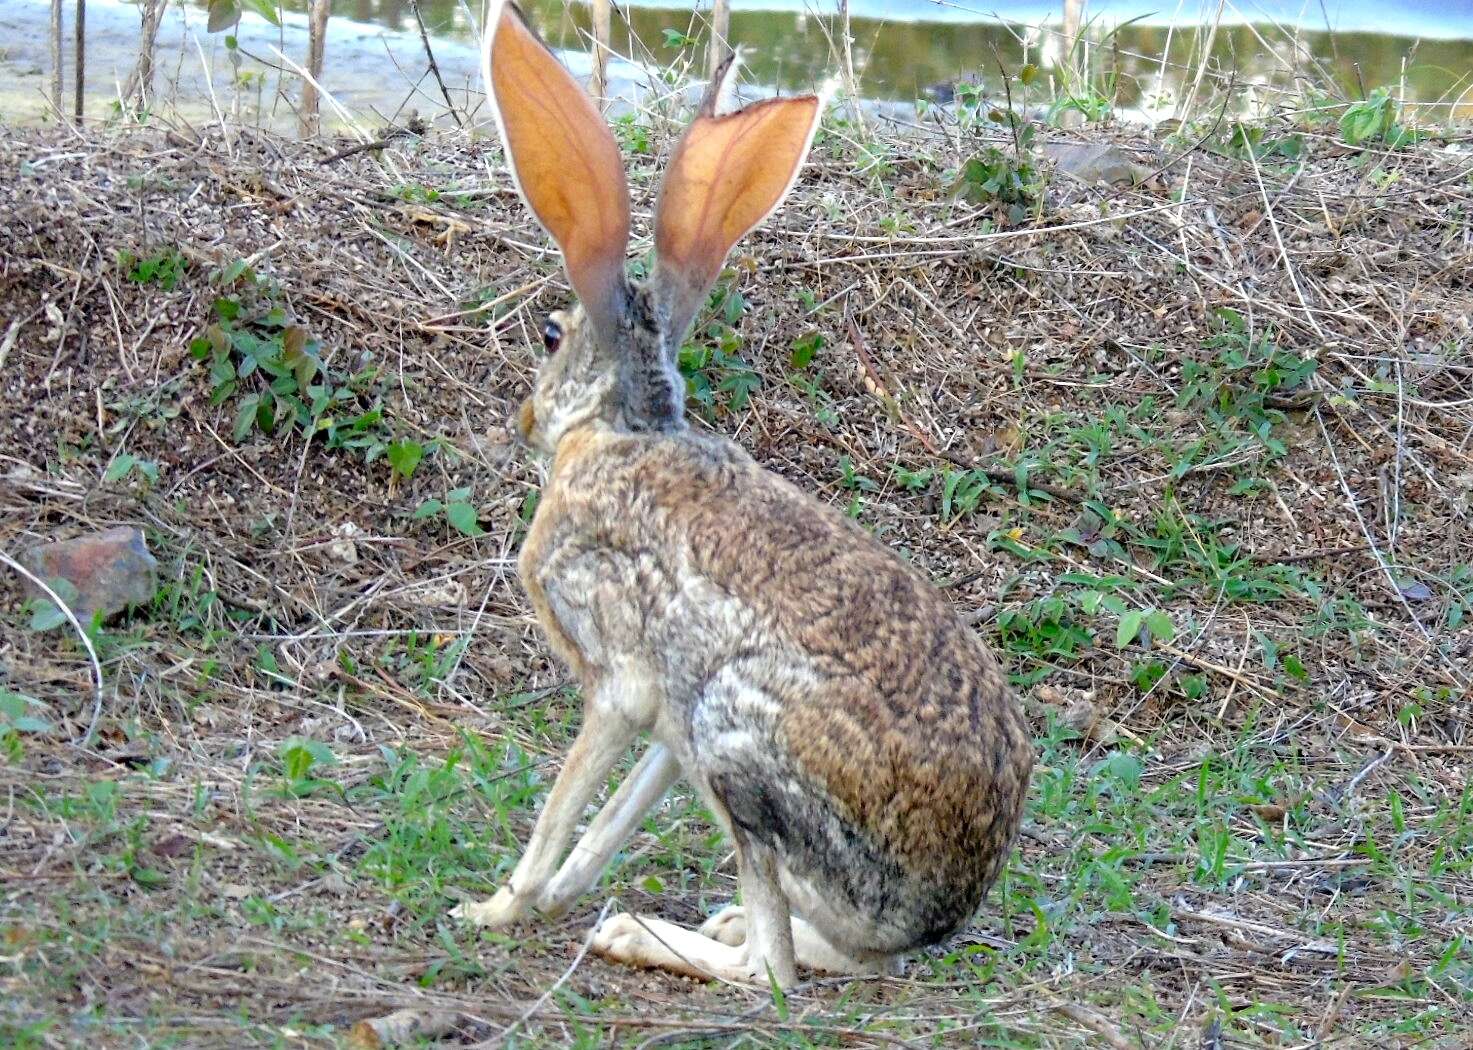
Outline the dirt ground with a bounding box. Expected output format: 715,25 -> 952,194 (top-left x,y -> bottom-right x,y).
1,107 -> 1471,1048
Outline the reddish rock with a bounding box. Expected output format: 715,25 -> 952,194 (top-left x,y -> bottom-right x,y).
19,526 -> 159,624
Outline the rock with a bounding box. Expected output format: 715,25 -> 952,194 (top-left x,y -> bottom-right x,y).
1044,142 -> 1151,186
19,526 -> 158,624
327,521 -> 363,564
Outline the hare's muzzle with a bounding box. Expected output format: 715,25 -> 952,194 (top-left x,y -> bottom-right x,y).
513,398 -> 537,445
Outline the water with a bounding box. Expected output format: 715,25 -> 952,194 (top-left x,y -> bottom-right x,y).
306,0 -> 1473,112
2,1 -> 1469,126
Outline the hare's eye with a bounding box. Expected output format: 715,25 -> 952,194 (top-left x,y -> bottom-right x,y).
541,318 -> 563,354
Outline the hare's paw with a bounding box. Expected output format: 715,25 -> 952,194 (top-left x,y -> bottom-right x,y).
450,886 -> 529,928
590,912 -> 651,962
697,905 -> 747,946
592,912 -> 755,983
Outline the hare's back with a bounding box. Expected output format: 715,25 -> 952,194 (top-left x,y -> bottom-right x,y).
586,431 -> 1032,950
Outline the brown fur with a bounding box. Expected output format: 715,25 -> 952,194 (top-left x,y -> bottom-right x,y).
525,424 -> 1032,913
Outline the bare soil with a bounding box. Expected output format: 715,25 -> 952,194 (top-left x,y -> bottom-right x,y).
1,113 -> 1471,1047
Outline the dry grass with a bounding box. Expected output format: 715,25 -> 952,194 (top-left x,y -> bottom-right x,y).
1,98 -> 1472,1048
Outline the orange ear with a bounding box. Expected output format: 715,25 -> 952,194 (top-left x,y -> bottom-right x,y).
482,1 -> 630,324
654,77 -> 823,298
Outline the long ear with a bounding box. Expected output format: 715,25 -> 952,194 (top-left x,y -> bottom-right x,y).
651,58 -> 826,345
482,0 -> 631,332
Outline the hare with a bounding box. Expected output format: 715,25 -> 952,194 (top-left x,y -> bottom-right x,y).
453,0 -> 1034,987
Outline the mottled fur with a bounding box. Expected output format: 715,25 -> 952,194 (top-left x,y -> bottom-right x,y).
456,0 -> 1033,985
523,425 -> 1032,962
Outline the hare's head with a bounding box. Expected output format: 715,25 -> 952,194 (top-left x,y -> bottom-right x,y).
482,1 -> 825,453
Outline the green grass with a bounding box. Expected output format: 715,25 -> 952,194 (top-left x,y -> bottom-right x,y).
5,90 -> 1471,1047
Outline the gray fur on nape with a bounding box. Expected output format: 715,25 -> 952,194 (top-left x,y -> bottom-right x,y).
614,284 -> 688,434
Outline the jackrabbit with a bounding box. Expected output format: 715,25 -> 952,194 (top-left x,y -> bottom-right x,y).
453,0 -> 1034,987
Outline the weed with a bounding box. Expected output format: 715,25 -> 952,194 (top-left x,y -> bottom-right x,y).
116,247 -> 187,290
954,146 -> 1042,219
612,112 -> 651,154
1340,88 -> 1424,148
679,282 -> 760,418
190,260 -> 433,475
0,688 -> 52,761
274,738 -> 339,799
102,452 -> 159,487
413,487 -> 483,537
1222,122 -> 1304,161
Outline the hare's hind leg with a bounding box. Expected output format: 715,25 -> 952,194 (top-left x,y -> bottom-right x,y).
592,837 -> 799,986
453,692 -> 646,929
699,908 -> 900,976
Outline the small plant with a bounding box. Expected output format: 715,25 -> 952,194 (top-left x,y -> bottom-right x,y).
275,737 -> 339,798
1222,122 -> 1304,161
1047,85 -> 1113,125
954,144 -> 1041,220
413,487 -> 483,537
893,465 -> 934,491
1177,308 -> 1316,461
386,440 -> 425,480
1340,88 -> 1422,148
836,455 -> 877,494
392,183 -> 442,204
384,631 -> 470,695
103,453 -> 160,487
191,260 -> 432,473
789,331 -> 823,370
0,689 -> 52,761
679,283 -> 761,417
117,248 -> 187,290
940,468 -> 1000,522
996,596 -> 1095,685
612,113 -> 651,154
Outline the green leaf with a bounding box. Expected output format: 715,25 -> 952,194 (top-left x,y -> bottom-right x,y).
104,454 -> 137,483
412,498 -> 444,520
0,691 -> 50,735
256,392 -> 277,434
789,331 -> 822,369
1115,609 -> 1146,649
387,441 -> 424,479
233,394 -> 261,441
1103,752 -> 1143,792
1144,609 -> 1175,643
130,865 -> 170,888
767,964 -> 789,1020
28,600 -> 67,632
206,0 -> 241,32
241,0 -> 282,26
446,502 -> 482,537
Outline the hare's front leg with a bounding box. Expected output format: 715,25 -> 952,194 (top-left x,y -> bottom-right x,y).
452,690 -> 646,929
537,743 -> 681,915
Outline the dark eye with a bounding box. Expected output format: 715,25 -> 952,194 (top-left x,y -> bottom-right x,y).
541,318 -> 563,353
